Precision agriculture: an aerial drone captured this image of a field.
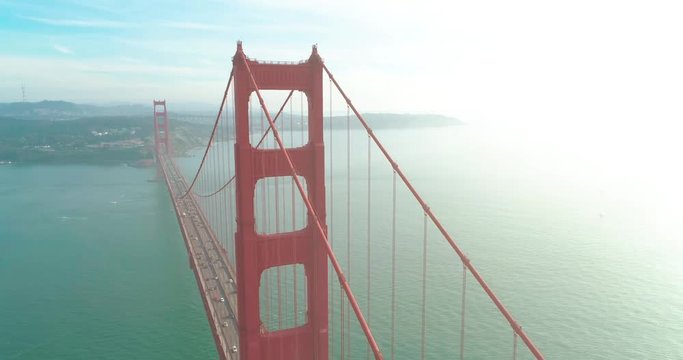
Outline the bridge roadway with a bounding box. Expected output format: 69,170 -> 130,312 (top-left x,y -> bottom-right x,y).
158,154 -> 240,360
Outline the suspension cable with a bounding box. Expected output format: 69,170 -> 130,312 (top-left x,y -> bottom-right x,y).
181,71 -> 233,198
324,63 -> 544,360
192,90 -> 295,198
345,103 -> 351,359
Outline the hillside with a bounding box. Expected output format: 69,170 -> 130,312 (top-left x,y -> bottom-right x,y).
0,101 -> 151,120
0,116 -> 210,164
0,101 -> 463,127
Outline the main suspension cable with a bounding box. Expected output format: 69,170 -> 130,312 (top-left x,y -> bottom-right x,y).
181,71 -> 233,199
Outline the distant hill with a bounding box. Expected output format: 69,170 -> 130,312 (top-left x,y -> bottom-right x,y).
0,115 -> 211,164
0,101 -> 149,120
0,100 -> 463,128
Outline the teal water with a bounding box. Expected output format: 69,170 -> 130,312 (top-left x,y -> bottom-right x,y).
0,166 -> 216,359
2,124 -> 682,359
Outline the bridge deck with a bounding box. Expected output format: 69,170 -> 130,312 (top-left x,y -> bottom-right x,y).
159,155 -> 240,360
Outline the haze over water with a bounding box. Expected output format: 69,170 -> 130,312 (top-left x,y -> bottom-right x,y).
1,123 -> 682,359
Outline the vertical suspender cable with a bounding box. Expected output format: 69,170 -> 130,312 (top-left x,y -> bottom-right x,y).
345,104 -> 351,359
289,97 -> 296,303
275,134 -> 283,331
281,144 -> 287,328
338,94 -> 344,360
274,132 -> 284,351
290,93 -> 299,359
335,94 -> 344,360
216,131 -> 220,233
513,330 -> 518,360
227,90 -> 235,263
226,102 -> 231,250
230,93 -> 234,246
205,117 -> 210,226
202,127 -> 207,207
420,213 -> 428,360
229,95 -> 234,249
300,90 -> 305,146
329,77 -> 334,357
197,144 -> 203,205
204,118 -> 210,223
216,124 -> 221,235
223,99 -> 229,251
222,103 -> 230,248
217,104 -> 224,249
300,90 -> 306,356
259,105 -> 271,329
257,100 -> 269,346
216,108 -> 222,247
210,116 -> 215,232
366,133 -> 372,360
212,109 -> 218,242
227,91 -> 233,254
460,264 -> 467,360
338,93 -> 344,360
340,281 -> 345,360
391,171 -> 397,360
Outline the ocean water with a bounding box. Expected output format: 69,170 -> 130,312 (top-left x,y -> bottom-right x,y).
1,123 -> 682,359
0,165 -> 216,359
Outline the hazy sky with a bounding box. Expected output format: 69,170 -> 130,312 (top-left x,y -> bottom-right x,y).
1,0 -> 682,127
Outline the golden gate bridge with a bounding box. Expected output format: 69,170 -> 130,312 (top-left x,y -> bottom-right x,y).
153,42 -> 545,360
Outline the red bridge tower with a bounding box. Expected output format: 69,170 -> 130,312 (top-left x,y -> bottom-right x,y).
153,100 -> 171,159
232,42 -> 329,359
